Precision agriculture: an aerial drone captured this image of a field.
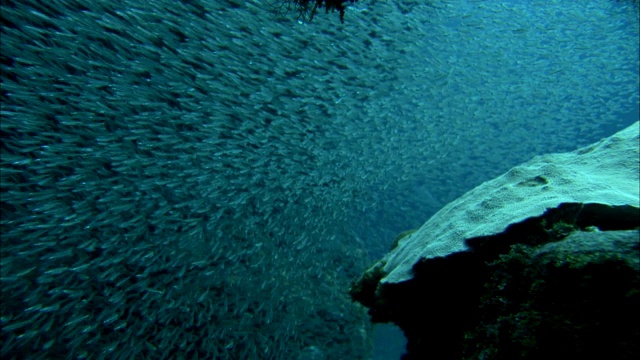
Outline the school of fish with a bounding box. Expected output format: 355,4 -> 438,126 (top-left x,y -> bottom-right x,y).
1,0 -> 638,358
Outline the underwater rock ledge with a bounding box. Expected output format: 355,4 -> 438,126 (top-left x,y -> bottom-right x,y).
350,122 -> 640,359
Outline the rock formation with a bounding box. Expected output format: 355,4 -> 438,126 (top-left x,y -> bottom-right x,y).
351,122 -> 640,359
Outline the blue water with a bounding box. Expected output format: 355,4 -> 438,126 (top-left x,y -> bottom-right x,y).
1,0 -> 638,358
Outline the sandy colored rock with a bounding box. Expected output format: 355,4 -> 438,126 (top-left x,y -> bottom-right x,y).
381,122 -> 639,284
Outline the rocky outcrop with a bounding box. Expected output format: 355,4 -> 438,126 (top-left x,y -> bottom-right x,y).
351,122 -> 640,359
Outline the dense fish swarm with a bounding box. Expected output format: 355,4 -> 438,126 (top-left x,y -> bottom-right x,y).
1,0 -> 638,359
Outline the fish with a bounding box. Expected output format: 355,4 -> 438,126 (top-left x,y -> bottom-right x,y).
1,0 -> 637,358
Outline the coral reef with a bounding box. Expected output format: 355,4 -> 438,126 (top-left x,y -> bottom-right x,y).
351,124 -> 640,358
